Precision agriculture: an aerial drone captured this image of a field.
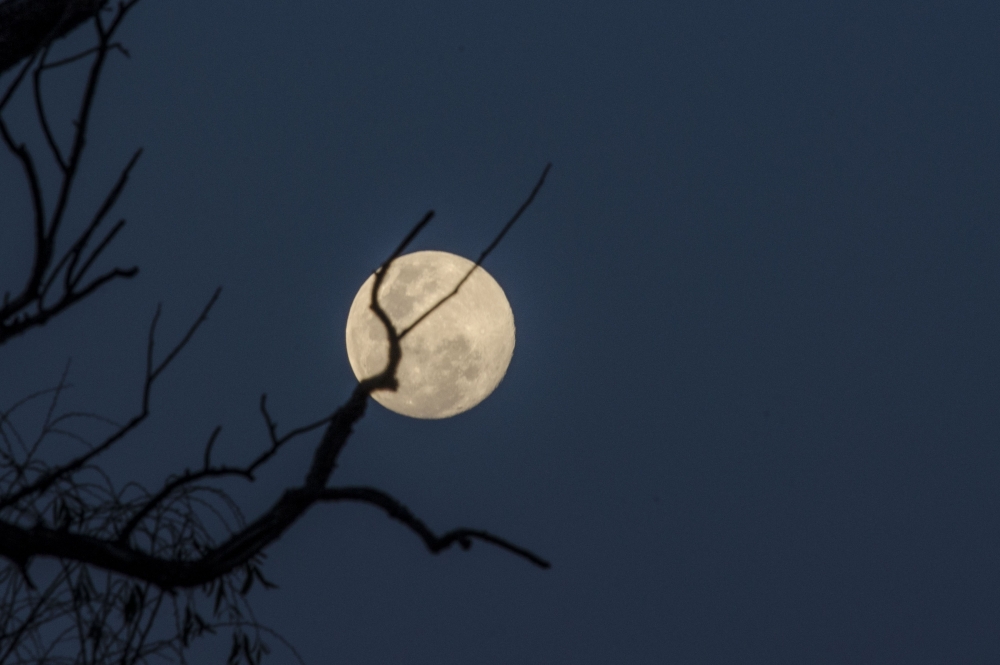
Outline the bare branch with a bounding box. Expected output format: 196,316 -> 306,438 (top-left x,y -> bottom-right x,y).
37,147 -> 142,297
69,148 -> 143,280
48,15 -> 118,241
476,161 -> 552,266
32,45 -> 66,171
382,208 -> 436,269
0,48 -> 37,111
320,486 -> 550,568
117,391 -> 336,549
0,4 -> 143,347
399,162 -> 551,339
68,217 -> 128,288
355,209 -> 437,395
0,116 -> 48,312
149,287 -> 222,386
256,395 -> 333,467
117,394 -> 336,548
0,264 -> 140,346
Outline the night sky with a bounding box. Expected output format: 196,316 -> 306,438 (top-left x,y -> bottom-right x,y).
3,0 -> 1000,662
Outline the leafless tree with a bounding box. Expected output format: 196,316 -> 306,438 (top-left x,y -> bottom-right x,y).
0,2 -> 550,662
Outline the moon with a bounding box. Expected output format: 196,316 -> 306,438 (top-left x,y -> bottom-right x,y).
345,250 -> 515,419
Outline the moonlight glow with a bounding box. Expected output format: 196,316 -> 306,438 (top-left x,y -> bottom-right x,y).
345,250 -> 515,419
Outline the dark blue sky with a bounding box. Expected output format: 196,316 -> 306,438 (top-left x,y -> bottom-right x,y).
3,0 -> 1000,662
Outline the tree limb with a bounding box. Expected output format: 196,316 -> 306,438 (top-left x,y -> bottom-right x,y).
321,486 -> 551,568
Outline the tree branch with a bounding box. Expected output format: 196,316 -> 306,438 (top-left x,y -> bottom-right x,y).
0,3 -> 142,347
32,45 -> 65,171
321,486 -> 550,568
398,163 -> 551,339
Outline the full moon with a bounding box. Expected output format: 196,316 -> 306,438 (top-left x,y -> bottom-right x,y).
345,250 -> 515,419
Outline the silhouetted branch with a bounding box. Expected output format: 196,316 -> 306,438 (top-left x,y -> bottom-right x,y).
0,3 -> 142,348
46,9 -> 123,242
32,45 -> 64,170
477,161 -> 552,265
24,359 -> 72,463
355,209 -> 437,397
0,49 -> 36,111
398,162 -> 552,339
0,109 -> 47,267
38,147 -> 143,295
321,486 -> 551,568
146,287 -> 222,390
259,396 -> 331,448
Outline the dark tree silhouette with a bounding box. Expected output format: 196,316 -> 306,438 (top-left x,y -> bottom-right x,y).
0,0 -> 107,77
0,2 -> 550,662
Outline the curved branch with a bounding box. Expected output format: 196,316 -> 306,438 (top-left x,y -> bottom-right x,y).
0,115 -> 48,308
321,486 -> 550,568
32,45 -> 65,171
398,163 -> 551,339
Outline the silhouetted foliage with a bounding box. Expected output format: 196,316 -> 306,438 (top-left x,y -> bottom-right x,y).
0,2 -> 549,662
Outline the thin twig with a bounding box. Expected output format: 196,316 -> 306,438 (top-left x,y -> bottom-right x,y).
32,46 -> 66,171
0,49 -> 37,112
398,163 -> 551,339
149,288 -> 222,385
